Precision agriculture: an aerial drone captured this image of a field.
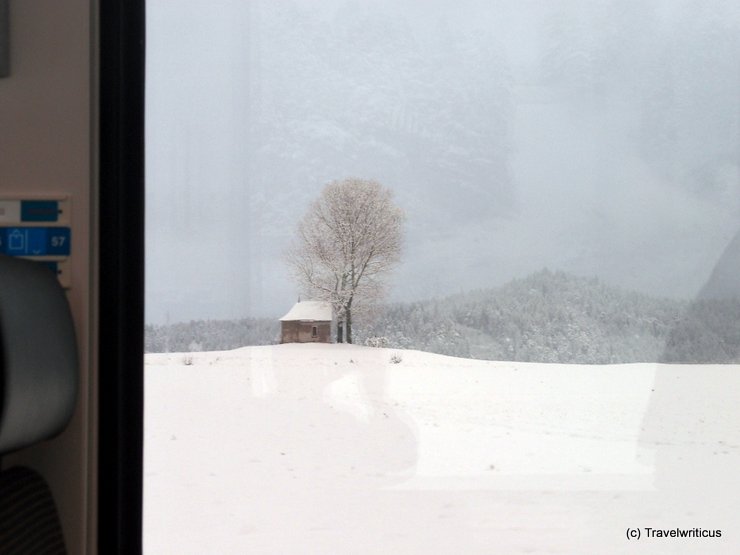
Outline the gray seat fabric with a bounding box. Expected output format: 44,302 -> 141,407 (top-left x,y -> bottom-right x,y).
0,255 -> 78,555
0,466 -> 66,555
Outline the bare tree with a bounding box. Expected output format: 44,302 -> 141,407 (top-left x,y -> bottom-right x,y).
287,178 -> 404,343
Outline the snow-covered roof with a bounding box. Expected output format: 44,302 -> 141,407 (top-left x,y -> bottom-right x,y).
279,300 -> 333,322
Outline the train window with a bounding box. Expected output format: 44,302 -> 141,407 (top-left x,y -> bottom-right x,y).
144,2 -> 740,553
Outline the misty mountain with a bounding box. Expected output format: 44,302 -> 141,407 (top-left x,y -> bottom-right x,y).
248,2 -> 515,230
146,0 -> 740,323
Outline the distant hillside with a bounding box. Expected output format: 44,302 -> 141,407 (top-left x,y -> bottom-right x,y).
357,270 -> 690,363
146,269 -> 740,363
145,318 -> 279,353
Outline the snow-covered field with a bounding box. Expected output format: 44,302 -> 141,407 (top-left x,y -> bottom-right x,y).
144,344 -> 740,554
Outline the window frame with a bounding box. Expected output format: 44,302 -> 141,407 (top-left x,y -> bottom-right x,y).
98,1 -> 146,553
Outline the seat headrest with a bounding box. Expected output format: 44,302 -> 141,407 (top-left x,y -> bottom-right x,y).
0,255 -> 78,455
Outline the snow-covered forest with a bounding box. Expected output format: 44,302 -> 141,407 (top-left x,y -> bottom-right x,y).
145,316 -> 278,354
145,269 -> 740,364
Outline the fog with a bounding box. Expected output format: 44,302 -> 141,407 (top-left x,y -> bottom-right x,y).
145,0 -> 740,324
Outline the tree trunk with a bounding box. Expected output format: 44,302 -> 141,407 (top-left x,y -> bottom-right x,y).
336,320 -> 344,343
346,306 -> 353,344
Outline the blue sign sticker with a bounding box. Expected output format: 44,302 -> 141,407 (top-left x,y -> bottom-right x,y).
0,227 -> 71,256
21,200 -> 60,222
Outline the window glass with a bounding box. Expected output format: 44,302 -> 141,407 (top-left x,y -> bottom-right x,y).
145,2 -> 740,553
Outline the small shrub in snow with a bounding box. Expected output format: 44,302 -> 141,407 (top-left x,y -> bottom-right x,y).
389,353 -> 402,364
365,336 -> 389,348
182,354 -> 194,366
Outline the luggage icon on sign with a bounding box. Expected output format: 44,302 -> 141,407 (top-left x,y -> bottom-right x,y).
8,229 -> 26,252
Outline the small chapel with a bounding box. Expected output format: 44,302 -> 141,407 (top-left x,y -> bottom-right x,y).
279,300 -> 333,344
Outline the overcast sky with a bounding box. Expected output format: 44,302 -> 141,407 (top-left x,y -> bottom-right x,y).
145,0 -> 740,324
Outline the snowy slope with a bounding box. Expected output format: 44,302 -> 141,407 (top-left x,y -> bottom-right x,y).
144,344 -> 740,554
